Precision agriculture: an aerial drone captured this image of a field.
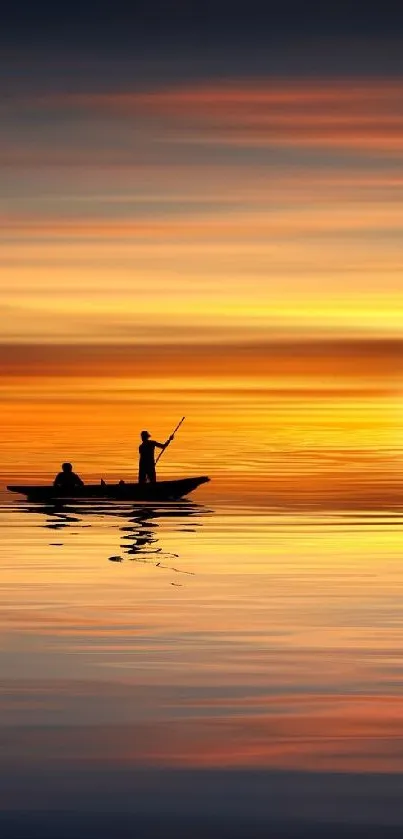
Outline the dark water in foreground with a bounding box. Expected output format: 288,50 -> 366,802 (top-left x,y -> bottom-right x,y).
2,498 -> 403,836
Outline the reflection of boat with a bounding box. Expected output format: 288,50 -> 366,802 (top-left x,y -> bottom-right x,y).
7,476 -> 210,502
19,499 -> 211,569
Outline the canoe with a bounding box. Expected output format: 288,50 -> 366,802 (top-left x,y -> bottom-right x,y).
7,476 -> 210,502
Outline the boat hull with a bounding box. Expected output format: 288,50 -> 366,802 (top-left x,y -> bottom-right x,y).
7,477 -> 210,502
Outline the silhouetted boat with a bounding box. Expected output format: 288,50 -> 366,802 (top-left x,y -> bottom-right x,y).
7,476 -> 210,502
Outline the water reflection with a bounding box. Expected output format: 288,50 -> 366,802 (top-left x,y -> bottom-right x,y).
22,499 -> 212,568
3,498 -> 403,782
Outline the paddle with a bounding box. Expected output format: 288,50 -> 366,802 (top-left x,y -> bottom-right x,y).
155,416 -> 185,464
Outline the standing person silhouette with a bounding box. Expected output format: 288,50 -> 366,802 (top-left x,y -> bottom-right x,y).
138,430 -> 173,484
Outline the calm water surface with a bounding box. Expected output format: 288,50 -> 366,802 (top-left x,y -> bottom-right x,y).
2,497 -> 403,780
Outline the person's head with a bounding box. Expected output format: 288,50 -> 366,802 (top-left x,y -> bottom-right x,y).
62,462 -> 73,473
141,430 -> 151,442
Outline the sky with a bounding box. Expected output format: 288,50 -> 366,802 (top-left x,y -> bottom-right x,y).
1,3 -> 403,384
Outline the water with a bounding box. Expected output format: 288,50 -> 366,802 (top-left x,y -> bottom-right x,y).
2,382 -> 403,834
2,497 -> 403,835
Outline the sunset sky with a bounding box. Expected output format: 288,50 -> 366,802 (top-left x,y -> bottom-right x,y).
1,2 -> 403,488
2,5 -> 403,359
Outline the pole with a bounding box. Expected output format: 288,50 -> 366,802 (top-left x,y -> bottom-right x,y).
155,417 -> 185,464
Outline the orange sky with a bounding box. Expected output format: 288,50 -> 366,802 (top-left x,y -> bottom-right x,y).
1,69 -> 403,493
1,77 -> 403,354
1,340 -> 403,384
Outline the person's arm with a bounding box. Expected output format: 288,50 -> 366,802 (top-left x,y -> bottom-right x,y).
53,473 -> 62,487
155,435 -> 174,450
73,474 -> 84,487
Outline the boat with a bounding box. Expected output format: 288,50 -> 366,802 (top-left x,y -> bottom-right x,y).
7,476 -> 210,502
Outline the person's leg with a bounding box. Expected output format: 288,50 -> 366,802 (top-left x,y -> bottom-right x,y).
147,465 -> 156,483
138,463 -> 147,484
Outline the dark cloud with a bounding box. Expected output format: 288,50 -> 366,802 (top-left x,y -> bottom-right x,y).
3,0 -> 403,41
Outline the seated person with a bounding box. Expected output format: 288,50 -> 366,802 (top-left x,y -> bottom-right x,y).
53,462 -> 84,491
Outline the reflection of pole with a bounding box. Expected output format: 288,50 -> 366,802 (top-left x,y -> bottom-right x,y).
155,417 -> 185,464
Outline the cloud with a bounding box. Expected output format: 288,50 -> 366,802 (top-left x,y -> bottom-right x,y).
2,80 -> 403,167
36,80 -> 403,156
1,340 -> 403,382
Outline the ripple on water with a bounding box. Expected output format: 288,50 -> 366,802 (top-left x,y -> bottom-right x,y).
1,499 -> 403,773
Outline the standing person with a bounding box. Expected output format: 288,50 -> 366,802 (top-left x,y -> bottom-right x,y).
138,430 -> 173,484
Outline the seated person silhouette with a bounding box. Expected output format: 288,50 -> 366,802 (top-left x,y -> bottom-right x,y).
53,462 -> 84,492
138,430 -> 173,484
